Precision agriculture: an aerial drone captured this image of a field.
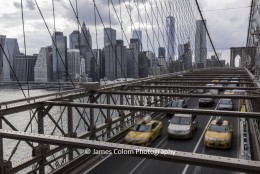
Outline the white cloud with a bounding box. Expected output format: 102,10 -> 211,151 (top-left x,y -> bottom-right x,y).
201,0 -> 251,64
0,0 -> 251,62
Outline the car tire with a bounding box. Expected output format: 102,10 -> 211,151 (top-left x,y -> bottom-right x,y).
146,138 -> 152,146
189,131 -> 193,139
159,129 -> 162,136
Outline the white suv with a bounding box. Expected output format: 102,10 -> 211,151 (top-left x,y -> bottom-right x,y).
167,114 -> 198,139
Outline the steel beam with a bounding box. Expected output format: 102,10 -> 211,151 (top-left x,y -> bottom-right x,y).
0,88 -> 85,106
98,91 -> 259,99
0,103 -> 41,116
45,102 -> 260,118
146,81 -> 254,85
183,74 -> 249,76
37,107 -> 45,174
0,115 -> 3,174
126,85 -> 258,90
0,130 -> 259,173
159,78 -> 251,81
67,106 -> 73,160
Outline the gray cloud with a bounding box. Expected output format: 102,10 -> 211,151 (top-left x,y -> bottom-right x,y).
1,0 -> 252,58
64,1 -> 119,27
13,2 -> 20,9
26,0 -> 36,11
13,1 -> 36,11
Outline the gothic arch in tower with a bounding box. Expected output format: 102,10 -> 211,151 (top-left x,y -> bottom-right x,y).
230,47 -> 256,69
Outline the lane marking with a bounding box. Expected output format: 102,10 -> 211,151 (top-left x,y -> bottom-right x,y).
129,135 -> 168,174
182,102 -> 219,174
83,155 -> 111,173
237,100 -> 240,159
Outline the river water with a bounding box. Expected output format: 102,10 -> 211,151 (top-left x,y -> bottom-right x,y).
0,89 -> 56,172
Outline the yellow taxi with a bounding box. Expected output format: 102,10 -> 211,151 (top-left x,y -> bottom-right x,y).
224,90 -> 234,95
124,115 -> 163,146
204,117 -> 232,149
211,80 -> 219,83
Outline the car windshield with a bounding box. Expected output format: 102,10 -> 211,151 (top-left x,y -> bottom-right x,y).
132,124 -> 151,132
228,84 -> 236,87
220,100 -> 231,105
171,101 -> 182,107
171,116 -> 191,125
209,124 -> 229,132
209,89 -> 218,93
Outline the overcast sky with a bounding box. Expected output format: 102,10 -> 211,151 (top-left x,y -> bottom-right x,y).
0,0 -> 251,65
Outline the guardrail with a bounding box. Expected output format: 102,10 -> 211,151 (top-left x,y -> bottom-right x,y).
244,68 -> 260,161
240,99 -> 251,160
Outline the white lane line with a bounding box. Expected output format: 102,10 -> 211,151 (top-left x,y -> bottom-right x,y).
129,135 -> 168,174
181,102 -> 219,174
83,155 -> 111,173
236,100 -> 240,159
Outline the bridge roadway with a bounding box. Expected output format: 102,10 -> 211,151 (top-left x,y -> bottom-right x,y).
84,94 -> 240,174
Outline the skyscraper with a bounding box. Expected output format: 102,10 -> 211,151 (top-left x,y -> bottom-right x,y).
86,49 -> 102,81
127,39 -> 140,79
80,22 -> 92,58
183,42 -> 192,70
90,49 -> 102,81
0,36 -> 20,81
116,40 -> 127,79
52,31 -> 68,81
166,16 -> 175,61
103,45 -> 116,80
103,28 -> 117,80
14,54 -> 37,81
69,30 -> 80,49
158,47 -> 167,70
178,44 -> 185,58
104,28 -> 116,47
34,46 -> 52,82
6,38 -> 20,80
158,47 -> 166,58
132,30 -> 142,43
195,20 -> 207,68
0,35 -> 9,80
67,49 -> 81,79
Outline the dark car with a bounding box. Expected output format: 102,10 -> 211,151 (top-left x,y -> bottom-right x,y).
167,99 -> 187,116
220,79 -> 229,86
199,93 -> 215,107
171,99 -> 188,108
217,99 -> 234,111
193,89 -> 205,94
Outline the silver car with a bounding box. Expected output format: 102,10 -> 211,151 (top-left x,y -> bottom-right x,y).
217,99 -> 234,111
167,114 -> 198,139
